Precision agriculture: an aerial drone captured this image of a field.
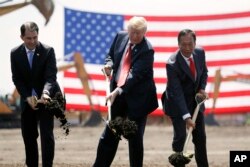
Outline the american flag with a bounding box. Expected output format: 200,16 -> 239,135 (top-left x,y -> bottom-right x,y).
63,7 -> 250,115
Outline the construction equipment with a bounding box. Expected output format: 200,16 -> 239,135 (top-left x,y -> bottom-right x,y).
0,0 -> 54,25
206,68 -> 250,125
0,89 -> 21,128
0,52 -> 102,128
0,0 -> 98,128
58,52 -> 102,126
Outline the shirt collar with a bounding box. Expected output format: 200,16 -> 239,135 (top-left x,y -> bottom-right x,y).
25,46 -> 35,53
180,52 -> 193,61
128,41 -> 135,49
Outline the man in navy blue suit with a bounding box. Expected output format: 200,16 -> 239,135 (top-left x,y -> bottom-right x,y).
93,16 -> 158,167
163,29 -> 209,167
10,21 -> 59,167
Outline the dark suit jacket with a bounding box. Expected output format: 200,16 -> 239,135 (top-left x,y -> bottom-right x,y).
105,32 -> 158,118
10,42 -> 59,111
162,47 -> 208,117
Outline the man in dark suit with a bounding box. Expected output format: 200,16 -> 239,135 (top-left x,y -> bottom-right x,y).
10,21 -> 58,167
163,29 -> 209,167
93,16 -> 158,167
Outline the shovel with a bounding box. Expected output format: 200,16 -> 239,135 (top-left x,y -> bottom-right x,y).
101,68 -> 137,140
101,69 -> 122,139
169,93 -> 207,166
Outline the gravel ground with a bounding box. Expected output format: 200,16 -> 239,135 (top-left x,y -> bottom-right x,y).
0,118 -> 249,167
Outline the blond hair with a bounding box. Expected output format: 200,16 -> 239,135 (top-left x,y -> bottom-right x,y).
127,16 -> 147,32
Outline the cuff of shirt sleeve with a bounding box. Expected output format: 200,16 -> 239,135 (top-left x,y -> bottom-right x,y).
182,113 -> 191,120
116,87 -> 123,95
43,90 -> 50,95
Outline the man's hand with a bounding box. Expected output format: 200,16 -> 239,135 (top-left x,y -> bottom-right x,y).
198,89 -> 209,100
103,65 -> 112,76
185,117 -> 195,129
26,96 -> 38,110
105,88 -> 120,105
40,93 -> 51,104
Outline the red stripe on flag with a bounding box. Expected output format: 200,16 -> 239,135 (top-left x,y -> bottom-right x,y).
151,106 -> 250,116
125,11 -> 250,21
204,42 -> 250,51
66,104 -> 250,115
64,87 -> 106,96
147,27 -> 250,37
205,106 -> 250,115
154,58 -> 250,68
64,71 -> 105,80
64,71 -> 249,84
207,58 -> 250,66
154,42 -> 250,52
64,87 -> 250,99
66,104 -> 107,112
209,90 -> 250,98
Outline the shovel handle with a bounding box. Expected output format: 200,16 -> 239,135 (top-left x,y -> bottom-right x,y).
182,94 -> 206,153
102,68 -> 112,121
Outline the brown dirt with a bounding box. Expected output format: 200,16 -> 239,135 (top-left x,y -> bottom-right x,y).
0,116 -> 249,167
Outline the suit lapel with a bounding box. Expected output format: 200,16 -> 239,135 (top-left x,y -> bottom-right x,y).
20,45 -> 32,71
32,42 -> 43,73
130,37 -> 146,64
193,52 -> 200,84
131,42 -> 140,63
32,45 -> 40,71
117,36 -> 129,65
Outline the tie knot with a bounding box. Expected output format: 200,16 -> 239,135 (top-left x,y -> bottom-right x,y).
129,43 -> 133,49
28,50 -> 34,56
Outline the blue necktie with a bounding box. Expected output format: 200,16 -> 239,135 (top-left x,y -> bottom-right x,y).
28,50 -> 34,68
28,50 -> 37,96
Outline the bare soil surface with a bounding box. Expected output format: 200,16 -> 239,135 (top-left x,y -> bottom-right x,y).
0,117 -> 249,167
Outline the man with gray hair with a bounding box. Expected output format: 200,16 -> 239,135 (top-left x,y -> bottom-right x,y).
93,16 -> 158,167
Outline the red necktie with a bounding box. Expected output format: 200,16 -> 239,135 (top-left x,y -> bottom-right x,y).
188,57 -> 196,79
117,44 -> 132,87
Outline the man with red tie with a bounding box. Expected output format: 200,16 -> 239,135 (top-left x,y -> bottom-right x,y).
93,16 -> 158,167
162,29 -> 209,167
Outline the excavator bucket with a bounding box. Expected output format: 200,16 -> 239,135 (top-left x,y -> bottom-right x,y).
0,0 -> 54,25
57,52 -> 102,126
73,53 -> 102,126
31,0 -> 54,25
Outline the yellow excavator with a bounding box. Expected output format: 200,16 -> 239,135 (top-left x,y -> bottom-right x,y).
57,52 -> 102,126
2,61 -> 250,127
0,52 -> 102,128
0,88 -> 21,128
206,68 -> 250,125
0,89 -> 19,114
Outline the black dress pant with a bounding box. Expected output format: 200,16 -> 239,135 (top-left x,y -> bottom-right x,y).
93,115 -> 147,167
171,112 -> 209,167
21,104 -> 54,167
